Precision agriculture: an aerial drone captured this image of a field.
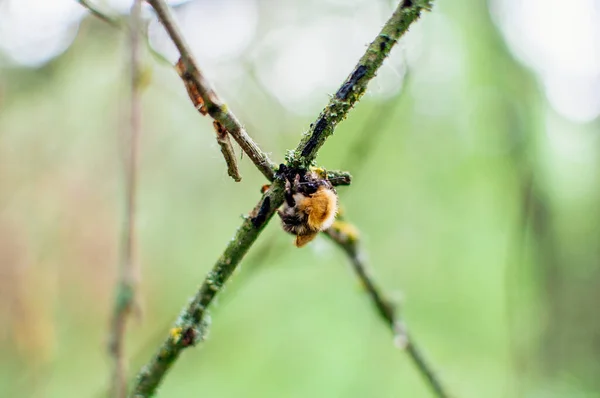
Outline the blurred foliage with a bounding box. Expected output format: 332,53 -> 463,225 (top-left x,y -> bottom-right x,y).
1,0 -> 599,397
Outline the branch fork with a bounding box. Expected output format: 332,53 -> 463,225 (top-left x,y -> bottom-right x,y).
77,0 -> 447,396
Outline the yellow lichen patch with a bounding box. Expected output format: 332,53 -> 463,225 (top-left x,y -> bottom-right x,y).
169,327 -> 183,343
332,220 -> 360,242
310,166 -> 327,179
136,66 -> 153,90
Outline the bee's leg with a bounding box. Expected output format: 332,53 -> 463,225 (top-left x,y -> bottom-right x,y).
276,163 -> 288,178
293,174 -> 301,191
284,180 -> 296,207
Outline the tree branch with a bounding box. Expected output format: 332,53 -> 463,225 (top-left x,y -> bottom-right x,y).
109,1 -> 143,397
146,0 -> 277,181
131,1 -> 434,396
325,221 -> 450,398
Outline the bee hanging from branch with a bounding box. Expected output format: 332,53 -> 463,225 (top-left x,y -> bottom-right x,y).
276,165 -> 339,247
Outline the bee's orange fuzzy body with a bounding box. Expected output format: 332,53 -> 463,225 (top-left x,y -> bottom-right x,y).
296,187 -> 338,232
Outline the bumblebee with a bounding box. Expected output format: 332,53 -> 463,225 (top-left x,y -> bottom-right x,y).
277,166 -> 338,247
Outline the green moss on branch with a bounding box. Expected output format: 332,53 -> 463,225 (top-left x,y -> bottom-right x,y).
132,182 -> 285,395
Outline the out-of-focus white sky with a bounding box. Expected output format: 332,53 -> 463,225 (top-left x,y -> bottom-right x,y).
1,0 -> 599,123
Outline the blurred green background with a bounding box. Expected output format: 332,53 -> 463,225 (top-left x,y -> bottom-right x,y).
1,0 -> 600,397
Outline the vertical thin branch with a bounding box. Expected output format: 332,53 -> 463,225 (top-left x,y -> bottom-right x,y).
325,221 -> 450,398
109,1 -> 143,397
505,168 -> 533,398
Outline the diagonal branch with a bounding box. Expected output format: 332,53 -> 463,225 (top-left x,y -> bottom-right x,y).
146,0 -> 277,181
289,1 -> 430,168
109,1 -> 144,397
131,1 -> 434,396
77,0 -> 276,181
325,221 -> 450,398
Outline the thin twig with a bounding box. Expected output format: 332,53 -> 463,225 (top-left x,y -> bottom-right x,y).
131,1 -> 434,396
325,170 -> 353,186
213,121 -> 242,182
76,0 -> 121,27
324,221 -> 450,398
76,0 -> 172,66
146,0 -> 277,181
109,1 -> 143,397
